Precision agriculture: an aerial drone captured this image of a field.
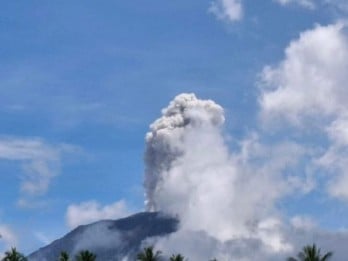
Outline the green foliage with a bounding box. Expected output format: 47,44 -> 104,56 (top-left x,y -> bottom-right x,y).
1,243 -> 335,261
1,248 -> 27,261
169,253 -> 185,261
58,251 -> 70,261
74,250 -> 96,261
137,246 -> 162,261
287,244 -> 333,261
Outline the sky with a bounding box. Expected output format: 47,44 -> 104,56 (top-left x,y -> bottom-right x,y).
2,0 -> 348,259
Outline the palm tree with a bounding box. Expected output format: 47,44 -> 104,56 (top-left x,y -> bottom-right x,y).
74,250 -> 96,261
287,244 -> 333,261
1,248 -> 27,261
169,254 -> 185,261
136,246 -> 162,261
58,251 -> 70,261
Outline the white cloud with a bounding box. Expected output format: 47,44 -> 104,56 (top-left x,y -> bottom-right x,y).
66,200 -> 132,229
0,137 -> 77,205
259,22 -> 348,201
259,22 -> 348,125
315,116 -> 348,200
209,0 -> 243,22
326,115 -> 348,146
274,0 -> 316,9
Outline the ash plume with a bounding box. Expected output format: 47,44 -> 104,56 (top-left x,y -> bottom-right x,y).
144,93 -> 225,211
142,93 -> 314,260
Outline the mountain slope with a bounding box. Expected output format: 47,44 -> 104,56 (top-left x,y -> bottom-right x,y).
28,212 -> 178,261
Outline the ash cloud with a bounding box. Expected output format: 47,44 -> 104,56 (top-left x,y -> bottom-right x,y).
144,93 -> 225,212
143,93 -> 308,259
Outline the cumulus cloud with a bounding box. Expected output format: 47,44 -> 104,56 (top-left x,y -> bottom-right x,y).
259,22 -> 348,125
274,0 -> 316,9
143,93 -> 316,260
259,22 -> 348,201
209,0 -> 243,22
66,200 -> 131,229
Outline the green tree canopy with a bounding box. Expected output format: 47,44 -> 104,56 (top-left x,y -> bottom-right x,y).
169,253 -> 185,261
137,246 -> 162,261
74,250 -> 96,261
1,248 -> 27,261
287,244 -> 333,261
58,251 -> 70,261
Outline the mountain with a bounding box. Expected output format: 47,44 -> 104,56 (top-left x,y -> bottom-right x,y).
28,212 -> 178,261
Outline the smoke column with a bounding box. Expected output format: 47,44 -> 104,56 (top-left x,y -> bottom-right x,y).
144,93 -> 225,212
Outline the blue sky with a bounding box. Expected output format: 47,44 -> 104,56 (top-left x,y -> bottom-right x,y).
2,0 -> 348,257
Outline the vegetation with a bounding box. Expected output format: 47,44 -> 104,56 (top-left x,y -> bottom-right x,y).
58,251 -> 70,261
287,244 -> 333,261
169,254 -> 185,261
1,248 -> 27,261
137,246 -> 162,261
1,243 -> 334,261
74,250 -> 96,261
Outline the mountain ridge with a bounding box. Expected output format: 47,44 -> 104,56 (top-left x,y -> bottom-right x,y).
28,212 -> 179,261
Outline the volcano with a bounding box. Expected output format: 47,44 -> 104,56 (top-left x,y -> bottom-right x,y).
28,212 -> 178,261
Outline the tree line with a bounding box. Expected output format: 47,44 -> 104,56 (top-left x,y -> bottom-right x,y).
1,244 -> 333,261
